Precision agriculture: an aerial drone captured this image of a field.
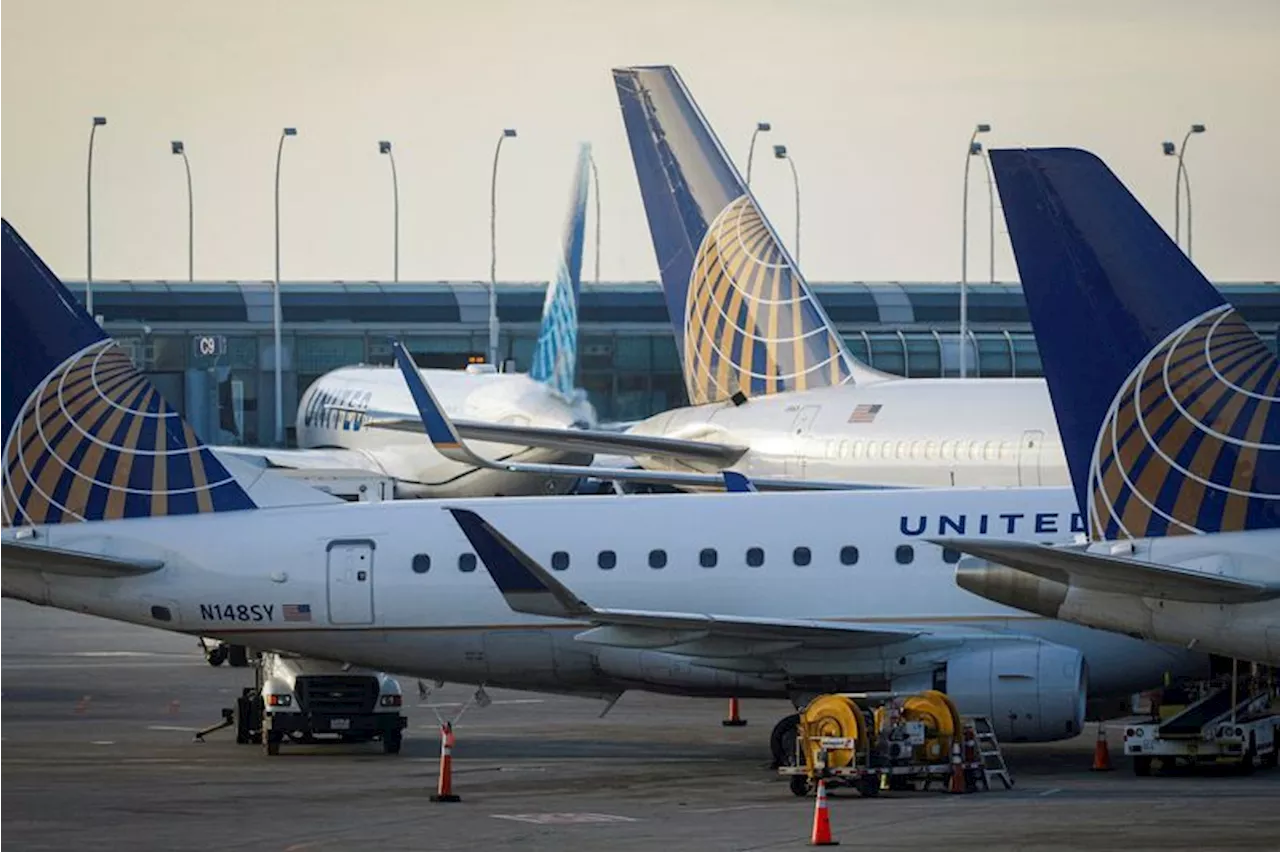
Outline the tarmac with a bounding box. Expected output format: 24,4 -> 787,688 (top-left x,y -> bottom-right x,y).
4,598 -> 1278,851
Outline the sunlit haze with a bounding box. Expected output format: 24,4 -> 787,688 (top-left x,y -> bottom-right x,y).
3,0 -> 1277,284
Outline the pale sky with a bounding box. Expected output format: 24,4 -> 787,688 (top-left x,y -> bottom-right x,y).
3,0 -> 1278,285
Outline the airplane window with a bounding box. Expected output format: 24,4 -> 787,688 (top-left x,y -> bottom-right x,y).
598,550 -> 617,570
699,548 -> 717,568
895,545 -> 914,565
412,554 -> 431,574
840,546 -> 859,566
551,551 -> 570,571
942,547 -> 962,565
649,549 -> 667,569
459,553 -> 477,573
793,546 -> 812,566
746,547 -> 764,567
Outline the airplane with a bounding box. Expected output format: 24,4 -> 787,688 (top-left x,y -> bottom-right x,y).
330,65 -> 1080,495
215,142 -> 607,499
934,147 -> 1280,665
600,65 -> 1075,489
1,216 -> 1202,762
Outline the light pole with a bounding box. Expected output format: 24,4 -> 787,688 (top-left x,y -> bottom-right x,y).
86,116 -> 107,316
171,141 -> 193,282
773,145 -> 800,262
273,127 -> 297,446
588,151 -> 602,285
745,121 -> 771,186
960,122 -> 991,378
983,147 -> 996,283
1164,124 -> 1206,257
489,128 -> 517,367
379,140 -> 399,282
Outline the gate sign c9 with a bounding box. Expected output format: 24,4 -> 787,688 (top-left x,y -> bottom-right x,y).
194,335 -> 228,358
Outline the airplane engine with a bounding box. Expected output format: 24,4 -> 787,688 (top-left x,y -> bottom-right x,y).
897,642 -> 1087,743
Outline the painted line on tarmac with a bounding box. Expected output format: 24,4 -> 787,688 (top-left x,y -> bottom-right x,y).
1039,787 -> 1063,797
147,725 -> 203,732
491,813 -> 640,825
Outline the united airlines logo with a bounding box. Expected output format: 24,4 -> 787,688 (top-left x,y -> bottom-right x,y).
900,511 -> 1084,538
684,195 -> 852,404
1089,305 -> 1280,540
529,256 -> 578,398
2,341 -> 254,526
302,387 -> 373,431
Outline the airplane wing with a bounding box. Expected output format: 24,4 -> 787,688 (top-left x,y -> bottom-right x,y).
213,446 -> 388,474
368,416 -> 748,466
934,538 -> 1280,605
449,507 -> 921,652
2,540 -> 164,578
390,341 -> 896,493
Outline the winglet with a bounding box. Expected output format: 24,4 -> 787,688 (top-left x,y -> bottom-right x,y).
722,471 -> 758,493
391,340 -> 481,466
447,508 -> 593,620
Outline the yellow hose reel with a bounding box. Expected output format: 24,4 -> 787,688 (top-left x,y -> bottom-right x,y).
874,689 -> 962,762
798,695 -> 866,769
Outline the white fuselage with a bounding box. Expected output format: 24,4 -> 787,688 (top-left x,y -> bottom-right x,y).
4,486 -> 1203,728
631,378 -> 1069,487
295,366 -> 596,498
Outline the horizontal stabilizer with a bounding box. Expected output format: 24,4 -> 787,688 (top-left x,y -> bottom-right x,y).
2,539 -> 164,578
369,416 -> 748,466
936,537 -> 1280,605
450,507 -> 921,651
391,343 -> 891,492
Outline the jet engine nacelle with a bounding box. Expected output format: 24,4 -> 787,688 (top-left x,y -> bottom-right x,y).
896,642 -> 1087,743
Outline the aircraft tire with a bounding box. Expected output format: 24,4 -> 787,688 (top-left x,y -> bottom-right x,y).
770,713 -> 800,768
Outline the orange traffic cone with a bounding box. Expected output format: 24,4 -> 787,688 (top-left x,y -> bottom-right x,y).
430,722 -> 461,802
809,779 -> 839,846
1090,723 -> 1113,772
948,741 -> 966,794
722,697 -> 748,727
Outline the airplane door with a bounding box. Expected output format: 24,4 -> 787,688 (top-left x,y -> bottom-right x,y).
787,406 -> 822,477
1018,430 -> 1045,486
326,540 -> 375,625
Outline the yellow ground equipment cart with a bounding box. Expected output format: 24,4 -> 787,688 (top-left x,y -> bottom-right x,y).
778,690 -> 1008,797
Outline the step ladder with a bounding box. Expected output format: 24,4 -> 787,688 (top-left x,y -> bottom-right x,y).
970,716 -> 1014,790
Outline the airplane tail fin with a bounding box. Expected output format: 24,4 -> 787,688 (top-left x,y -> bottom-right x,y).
529,143 -> 590,397
613,65 -> 876,405
1,220 -> 258,526
991,148 -> 1279,539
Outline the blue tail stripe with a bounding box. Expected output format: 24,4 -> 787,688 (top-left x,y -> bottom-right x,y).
991,148 -> 1280,538
1,219 -> 255,526
529,143 -> 590,397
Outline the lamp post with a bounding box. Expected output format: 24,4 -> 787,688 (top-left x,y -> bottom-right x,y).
489,128 -> 517,367
960,122 -> 991,378
1163,124 -> 1206,257
86,116 -> 107,316
588,151 -> 602,285
273,127 -> 297,446
773,145 -> 800,262
171,141 -> 193,282
745,121 -> 771,186
379,140 -> 399,282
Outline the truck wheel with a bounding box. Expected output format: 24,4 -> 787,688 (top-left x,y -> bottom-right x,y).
770,713 -> 801,768
263,730 -> 282,756
383,732 -> 403,755
228,645 -> 249,668
1132,756 -> 1152,777
206,645 -> 228,667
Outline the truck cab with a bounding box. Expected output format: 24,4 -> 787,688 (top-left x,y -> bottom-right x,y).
255,652 -> 408,755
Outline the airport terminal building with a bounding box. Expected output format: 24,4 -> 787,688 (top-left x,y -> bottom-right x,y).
69,279 -> 1280,447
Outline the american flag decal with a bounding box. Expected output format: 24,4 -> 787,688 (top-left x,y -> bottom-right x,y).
848,404 -> 882,424
282,604 -> 312,622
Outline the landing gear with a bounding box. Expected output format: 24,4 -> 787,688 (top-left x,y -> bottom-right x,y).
770,713 -> 800,768
228,645 -> 250,668
206,644 -> 228,667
